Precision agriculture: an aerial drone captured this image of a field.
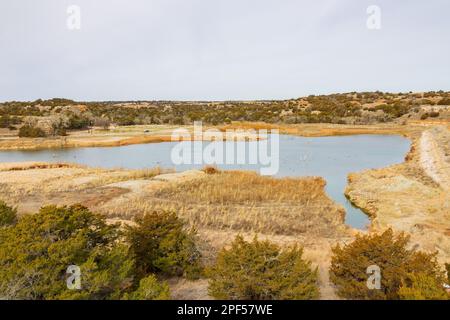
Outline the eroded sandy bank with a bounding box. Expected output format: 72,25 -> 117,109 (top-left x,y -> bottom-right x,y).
346,125 -> 450,263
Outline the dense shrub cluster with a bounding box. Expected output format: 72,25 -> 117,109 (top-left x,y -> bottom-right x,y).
207,236 -> 319,300
0,115 -> 21,129
0,205 -> 201,300
429,111 -> 440,118
18,125 -> 47,137
122,274 -> 170,300
373,103 -> 410,118
1,91 -> 448,128
398,273 -> 449,300
67,114 -> 91,130
126,211 -> 202,279
0,199 -> 447,300
0,201 -> 17,227
437,98 -> 450,105
330,229 -> 448,300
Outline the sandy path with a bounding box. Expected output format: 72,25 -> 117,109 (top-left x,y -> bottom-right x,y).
419,127 -> 450,190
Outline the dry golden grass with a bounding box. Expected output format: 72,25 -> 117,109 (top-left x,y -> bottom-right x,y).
219,121 -> 423,138
0,162 -> 348,248
0,164 -> 169,205
0,135 -> 180,150
103,171 -> 348,237
78,135 -> 178,147
0,163 -> 348,241
0,161 -> 82,171
81,166 -> 168,188
154,171 -> 324,205
219,122 -> 280,131
0,162 -> 351,299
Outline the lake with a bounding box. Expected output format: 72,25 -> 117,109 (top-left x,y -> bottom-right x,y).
0,134 -> 411,229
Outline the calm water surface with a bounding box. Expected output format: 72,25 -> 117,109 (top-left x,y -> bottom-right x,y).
0,134 -> 410,229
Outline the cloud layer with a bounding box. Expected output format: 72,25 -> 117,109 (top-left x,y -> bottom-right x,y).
1,0 -> 449,101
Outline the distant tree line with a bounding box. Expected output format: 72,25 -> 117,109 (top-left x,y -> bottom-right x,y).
1,91 -> 449,136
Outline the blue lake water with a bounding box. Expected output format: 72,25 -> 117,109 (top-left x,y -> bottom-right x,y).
0,134 -> 411,229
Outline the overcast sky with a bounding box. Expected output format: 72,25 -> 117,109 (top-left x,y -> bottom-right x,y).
0,0 -> 449,101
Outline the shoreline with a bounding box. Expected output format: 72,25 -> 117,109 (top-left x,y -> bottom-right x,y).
345,125 -> 450,263
0,122 -> 423,151
0,125 -> 419,234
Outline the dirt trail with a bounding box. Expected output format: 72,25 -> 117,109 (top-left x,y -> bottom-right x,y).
419,127 -> 450,190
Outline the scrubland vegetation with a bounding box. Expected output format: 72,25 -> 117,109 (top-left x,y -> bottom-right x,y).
0,155 -> 448,300
126,211 -> 202,279
207,236 -> 319,300
330,229 -> 448,300
0,99 -> 448,300
0,201 -> 321,300
0,200 -> 448,300
1,91 -> 449,137
0,164 -> 351,299
0,201 -> 17,226
0,202 -> 197,300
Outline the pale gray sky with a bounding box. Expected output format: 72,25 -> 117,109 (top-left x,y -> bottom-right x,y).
0,0 -> 449,101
